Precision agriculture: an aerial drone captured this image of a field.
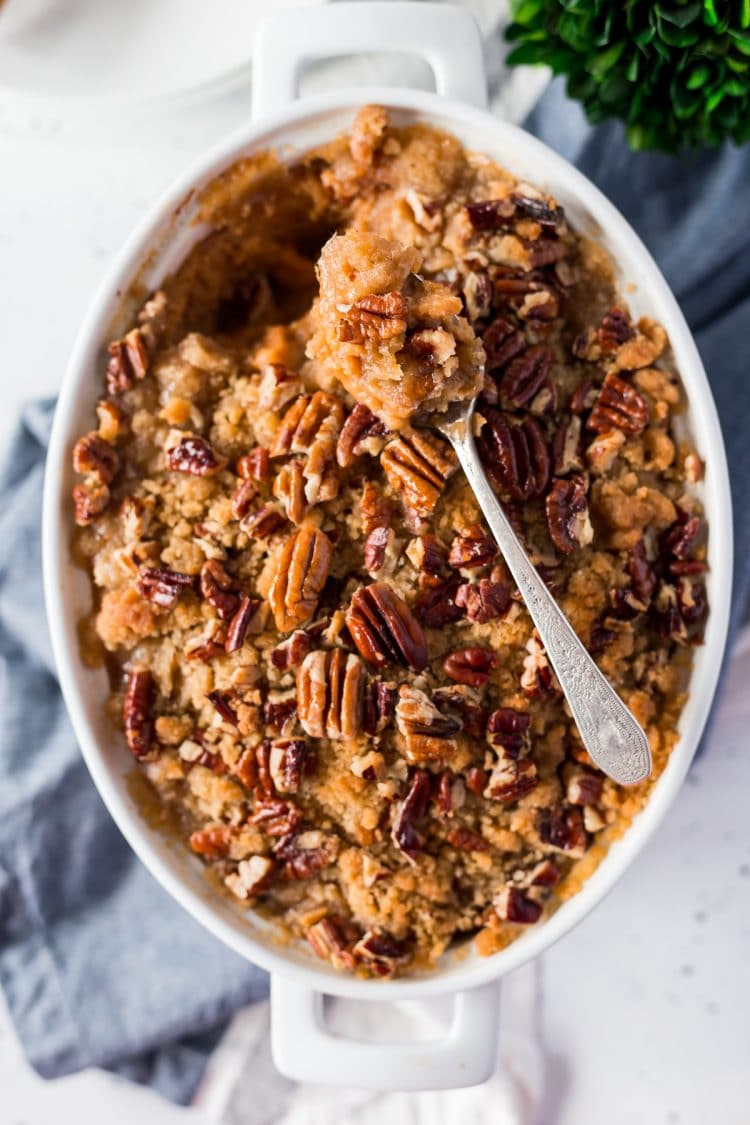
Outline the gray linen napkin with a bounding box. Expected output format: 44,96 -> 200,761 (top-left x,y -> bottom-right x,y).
1,84 -> 749,1107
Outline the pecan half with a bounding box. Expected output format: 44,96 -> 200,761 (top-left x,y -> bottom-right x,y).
189,825 -> 238,859
395,685 -> 461,763
494,886 -> 542,924
123,669 -> 154,759
336,403 -> 389,467
345,583 -> 428,671
588,372 -> 649,435
339,291 -> 408,343
236,447 -> 270,481
443,647 -> 496,687
481,409 -> 550,501
73,432 -> 119,483
269,525 -> 332,633
200,560 -> 240,621
297,649 -> 366,740
455,577 -> 511,624
106,328 -> 149,395
137,566 -> 194,609
167,435 -> 226,476
597,306 -> 634,353
271,391 -> 344,456
499,345 -> 553,411
545,476 -> 593,553
380,430 -> 457,517
448,526 -> 498,569
391,770 -> 431,859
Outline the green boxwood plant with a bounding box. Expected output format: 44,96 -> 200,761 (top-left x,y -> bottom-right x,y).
505,1 -> 750,151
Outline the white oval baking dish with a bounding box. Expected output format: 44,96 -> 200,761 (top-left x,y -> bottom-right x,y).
42,1 -> 733,1093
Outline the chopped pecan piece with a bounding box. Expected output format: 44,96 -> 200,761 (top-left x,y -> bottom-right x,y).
462,269 -> 493,322
339,291 -> 408,343
629,539 -> 657,603
486,708 -> 530,756
352,930 -> 409,976
307,916 -> 359,971
538,804 -> 588,857
225,594 -> 260,653
236,447 -> 270,481
167,435 -> 226,476
465,765 -> 488,796
552,415 -> 583,475
661,511 -> 701,561
485,757 -> 537,803
346,582 -> 428,671
123,669 -> 154,759
137,566 -> 194,609
189,825 -> 237,859
597,306 -> 635,353
521,634 -> 558,699
251,797 -> 303,837
455,577 -> 511,624
271,391 -> 344,456
566,769 -> 603,807
527,859 -> 560,887
364,526 -> 399,575
275,829 -> 339,880
273,459 -> 308,525
268,524 -> 332,632
262,696 -> 298,735
225,855 -> 274,899
494,886 -> 542,924
242,502 -> 288,540
270,630 -> 313,671
588,372 -> 649,435
433,685 -> 486,739
231,477 -> 258,520
406,535 -> 450,583
362,679 -> 398,735
464,198 -> 515,230
443,647 -> 496,687
257,364 -> 304,412
499,345 -> 553,411
106,328 -> 149,395
413,578 -> 464,627
269,738 -> 315,793
73,480 -> 110,525
206,690 -> 238,726
511,189 -> 564,228
380,430 -> 457,517
481,315 -> 526,372
434,770 -> 467,816
545,476 -> 593,553
297,649 -> 366,740
391,769 -> 431,859
396,685 -> 460,763
480,409 -> 550,501
336,403 -> 389,467
200,560 -> 240,621
447,826 -> 489,852
73,432 -> 119,483
448,526 -> 498,569
361,481 -> 392,537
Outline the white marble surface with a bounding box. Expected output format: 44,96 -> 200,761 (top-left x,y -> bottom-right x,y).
1,19 -> 749,1125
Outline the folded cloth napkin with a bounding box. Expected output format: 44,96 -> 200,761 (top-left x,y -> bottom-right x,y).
1,82 -> 749,1111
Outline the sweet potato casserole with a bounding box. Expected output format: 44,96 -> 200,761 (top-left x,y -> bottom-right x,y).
71,107 -> 708,977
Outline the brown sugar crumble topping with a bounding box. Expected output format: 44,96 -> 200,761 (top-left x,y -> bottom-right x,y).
72,107 -> 708,978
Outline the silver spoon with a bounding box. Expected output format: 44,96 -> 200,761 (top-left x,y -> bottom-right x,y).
427,398 -> 652,786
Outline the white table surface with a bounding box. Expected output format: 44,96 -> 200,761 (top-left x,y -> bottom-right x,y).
1,61 -> 749,1125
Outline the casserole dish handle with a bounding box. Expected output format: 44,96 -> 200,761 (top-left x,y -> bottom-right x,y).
252,1 -> 488,117
271,976 -> 500,1089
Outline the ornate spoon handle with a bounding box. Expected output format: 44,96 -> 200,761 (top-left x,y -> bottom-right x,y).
443,418 -> 652,786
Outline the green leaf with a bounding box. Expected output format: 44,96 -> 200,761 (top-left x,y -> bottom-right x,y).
589,39 -> 626,77
742,0 -> 750,29
505,42 -> 550,66
656,18 -> 701,46
686,61 -> 712,87
657,2 -> 702,27
702,0 -> 720,27
729,30 -> 750,55
510,0 -> 546,22
626,51 -> 640,81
